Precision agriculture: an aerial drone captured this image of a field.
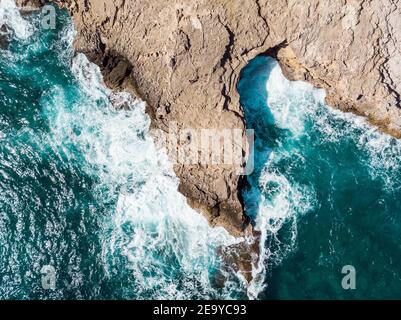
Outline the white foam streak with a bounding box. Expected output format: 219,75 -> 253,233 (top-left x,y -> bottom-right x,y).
247,62 -> 322,297
0,0 -> 33,40
248,59 -> 401,298
47,52 -> 242,299
266,63 -> 326,136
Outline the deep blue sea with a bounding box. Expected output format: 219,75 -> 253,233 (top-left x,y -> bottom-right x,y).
1,0 -> 401,299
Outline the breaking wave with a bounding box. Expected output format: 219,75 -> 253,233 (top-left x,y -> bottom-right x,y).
0,0 -> 33,40
239,56 -> 401,299
3,0 -> 401,300
0,1 -> 246,299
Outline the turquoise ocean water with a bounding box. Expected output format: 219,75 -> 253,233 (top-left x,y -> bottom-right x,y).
239,56 -> 401,299
0,2 -> 245,300
1,1 -> 401,299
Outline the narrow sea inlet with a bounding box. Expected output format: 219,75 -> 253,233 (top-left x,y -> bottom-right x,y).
1,0 -> 401,299
238,56 -> 401,299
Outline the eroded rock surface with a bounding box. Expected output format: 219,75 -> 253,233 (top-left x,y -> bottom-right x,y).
265,0 -> 401,138
18,0 -> 401,237
15,0 -> 45,11
51,0 -> 270,237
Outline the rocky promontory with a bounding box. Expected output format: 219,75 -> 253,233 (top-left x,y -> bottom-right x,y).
16,0 -> 401,240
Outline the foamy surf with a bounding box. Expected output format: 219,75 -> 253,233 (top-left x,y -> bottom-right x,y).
0,1 -> 249,299
48,48 -> 245,299
0,0 -> 33,40
3,0 -> 401,300
242,57 -> 401,299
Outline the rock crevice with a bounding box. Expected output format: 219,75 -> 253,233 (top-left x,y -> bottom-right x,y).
16,0 -> 401,237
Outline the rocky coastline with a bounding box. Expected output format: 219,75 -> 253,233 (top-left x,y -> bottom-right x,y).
13,1 -> 401,277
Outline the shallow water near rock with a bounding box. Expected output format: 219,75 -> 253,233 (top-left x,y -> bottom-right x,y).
2,1 -> 401,300
0,3 -> 247,299
239,56 -> 401,299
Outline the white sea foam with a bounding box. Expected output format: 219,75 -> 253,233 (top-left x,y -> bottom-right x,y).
268,60 -> 401,184
248,59 -> 401,298
2,2 -> 247,298
267,60 -> 401,188
246,61 -> 320,297
44,52 -> 244,299
248,157 -> 316,298
0,0 -> 33,40
266,63 -> 326,137
322,109 -> 401,188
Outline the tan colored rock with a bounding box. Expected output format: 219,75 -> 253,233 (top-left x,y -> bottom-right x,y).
18,0 -> 401,238
15,0 -> 44,6
263,0 -> 401,138
49,0 -> 270,238
15,0 -> 46,11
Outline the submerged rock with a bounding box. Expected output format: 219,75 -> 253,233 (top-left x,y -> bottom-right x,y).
0,24 -> 10,50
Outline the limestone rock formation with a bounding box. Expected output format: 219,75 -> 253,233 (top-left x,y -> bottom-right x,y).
265,0 -> 401,139
16,0 -> 401,238
51,0 -> 269,237
15,0 -> 45,11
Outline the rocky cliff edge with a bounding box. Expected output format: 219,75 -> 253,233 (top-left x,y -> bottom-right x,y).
15,0 -> 401,239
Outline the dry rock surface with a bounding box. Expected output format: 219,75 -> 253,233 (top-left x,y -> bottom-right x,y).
15,0 -> 46,11
16,0 -> 401,239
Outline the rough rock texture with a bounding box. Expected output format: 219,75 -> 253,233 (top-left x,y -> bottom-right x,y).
51,0 -> 269,238
15,0 -> 44,5
266,0 -> 401,139
18,0 -> 401,237
15,0 -> 46,11
0,25 -> 9,49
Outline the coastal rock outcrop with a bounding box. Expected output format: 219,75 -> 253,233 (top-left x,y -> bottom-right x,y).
17,0 -> 401,238
51,0 -> 270,237
15,0 -> 45,11
265,0 -> 401,139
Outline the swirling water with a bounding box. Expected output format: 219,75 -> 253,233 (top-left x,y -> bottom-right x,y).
2,0 -> 401,300
239,56 -> 401,299
0,1 -> 246,299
